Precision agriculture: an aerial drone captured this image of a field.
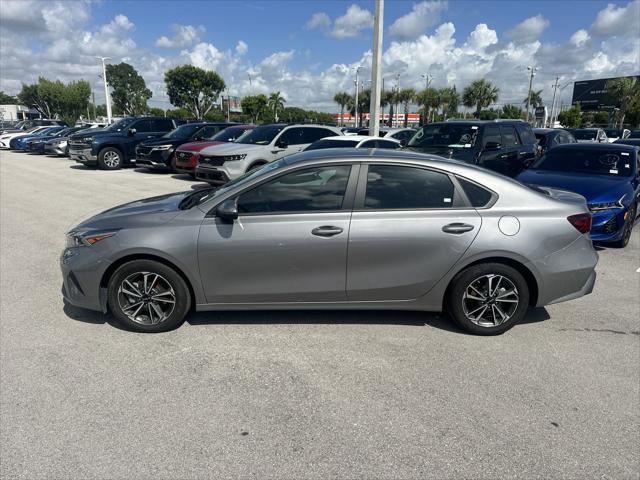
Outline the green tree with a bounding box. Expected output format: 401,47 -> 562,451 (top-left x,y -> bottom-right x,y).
105,62 -> 152,116
397,88 -> 416,127
438,87 -> 460,120
241,94 -> 269,123
61,80 -> 91,125
355,89 -> 370,127
204,108 -> 226,121
462,79 -> 499,118
523,89 -> 543,117
164,65 -> 225,120
267,91 -> 286,122
165,107 -> 194,119
333,91 -> 352,126
478,109 -> 499,120
0,91 -> 17,104
557,104 -> 581,128
416,87 -> 440,124
501,104 -> 523,119
606,77 -> 640,128
148,107 -> 165,116
17,77 -> 90,123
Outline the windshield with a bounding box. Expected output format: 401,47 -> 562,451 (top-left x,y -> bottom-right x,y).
162,123 -> 203,139
532,148 -> 634,177
572,129 -> 598,140
235,125 -> 284,145
104,118 -> 136,132
408,123 -> 478,148
210,126 -> 252,142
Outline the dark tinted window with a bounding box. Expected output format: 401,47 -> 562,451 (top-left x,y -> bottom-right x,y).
198,125 -> 224,138
482,125 -> 501,147
458,177 -> 493,207
517,124 -> 537,144
301,128 -> 338,144
360,139 -> 400,149
237,165 -> 351,214
210,126 -> 251,141
236,125 -> 284,145
305,139 -> 359,150
500,125 -> 520,146
391,130 -> 415,142
279,127 -> 307,145
572,129 -> 598,140
364,165 -> 454,209
535,133 -> 547,146
152,119 -> 175,132
409,123 -> 479,148
133,120 -> 153,132
532,148 -> 634,177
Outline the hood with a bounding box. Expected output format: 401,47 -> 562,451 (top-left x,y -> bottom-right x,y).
70,130 -> 125,141
177,140 -> 225,153
517,169 -> 631,204
199,142 -> 266,156
404,145 -> 476,162
45,136 -> 70,144
138,137 -> 188,148
74,191 -> 192,231
26,135 -> 52,143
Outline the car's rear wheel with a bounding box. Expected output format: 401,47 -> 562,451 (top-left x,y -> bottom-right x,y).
447,263 -> 529,335
98,147 -> 123,170
611,206 -> 636,248
107,260 -> 191,333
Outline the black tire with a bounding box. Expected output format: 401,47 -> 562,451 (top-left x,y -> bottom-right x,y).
447,262 -> 530,335
107,259 -> 191,333
610,206 -> 636,248
98,147 -> 123,170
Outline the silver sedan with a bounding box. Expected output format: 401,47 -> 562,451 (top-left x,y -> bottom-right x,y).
60,149 -> 598,335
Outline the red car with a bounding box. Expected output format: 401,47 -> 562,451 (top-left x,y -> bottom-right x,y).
174,124 -> 255,176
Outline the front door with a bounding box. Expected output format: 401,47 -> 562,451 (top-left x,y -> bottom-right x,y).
198,164 -> 356,303
347,164 -> 481,301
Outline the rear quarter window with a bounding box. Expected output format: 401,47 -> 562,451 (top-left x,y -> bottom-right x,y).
457,177 -> 495,207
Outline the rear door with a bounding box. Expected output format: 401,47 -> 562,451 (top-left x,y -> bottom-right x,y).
498,124 -> 522,177
346,163 -> 481,301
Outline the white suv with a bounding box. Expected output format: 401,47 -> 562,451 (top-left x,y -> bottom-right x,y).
195,124 -> 342,184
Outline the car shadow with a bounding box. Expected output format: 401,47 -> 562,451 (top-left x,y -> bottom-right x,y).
133,167 -> 170,174
170,173 -> 200,182
63,302 -> 551,335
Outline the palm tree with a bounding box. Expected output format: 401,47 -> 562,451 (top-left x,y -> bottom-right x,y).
523,89 -> 543,117
267,91 -> 286,122
462,79 -> 499,118
333,91 -> 352,126
606,77 -> 639,128
416,87 -> 440,124
438,87 -> 460,120
396,88 -> 416,127
383,89 -> 398,127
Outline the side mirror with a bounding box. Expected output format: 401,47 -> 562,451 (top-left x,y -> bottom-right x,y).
275,138 -> 288,148
128,128 -> 137,136
216,198 -> 238,221
484,141 -> 501,150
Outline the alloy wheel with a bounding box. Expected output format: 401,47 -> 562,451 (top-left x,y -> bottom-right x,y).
117,272 -> 176,325
462,274 -> 519,327
103,150 -> 121,168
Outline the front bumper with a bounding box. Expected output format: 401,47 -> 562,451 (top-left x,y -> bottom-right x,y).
27,142 -> 45,154
195,165 -> 231,185
590,209 -> 627,242
135,148 -> 173,169
45,143 -> 67,155
69,146 -> 98,165
60,247 -> 111,312
174,151 -> 199,173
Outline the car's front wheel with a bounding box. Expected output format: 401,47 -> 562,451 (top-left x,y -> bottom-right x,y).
107,260 -> 191,333
98,147 -> 123,170
447,263 -> 529,335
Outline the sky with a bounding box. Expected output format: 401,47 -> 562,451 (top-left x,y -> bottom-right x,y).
0,0 -> 638,113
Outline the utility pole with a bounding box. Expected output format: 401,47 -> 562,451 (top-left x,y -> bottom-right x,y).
525,65 -> 537,123
421,73 -> 433,90
353,66 -> 362,128
96,56 -> 112,124
394,73 -> 400,128
91,91 -> 96,121
368,0 -> 384,137
549,76 -> 560,127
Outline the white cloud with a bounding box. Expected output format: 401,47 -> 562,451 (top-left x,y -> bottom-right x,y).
235,41 -> 248,55
389,1 -> 448,39
570,29 -> 590,48
155,24 -> 205,48
330,4 -> 374,39
465,23 -> 498,51
591,0 -> 640,36
584,51 -> 615,73
506,15 -> 550,44
305,12 -> 331,30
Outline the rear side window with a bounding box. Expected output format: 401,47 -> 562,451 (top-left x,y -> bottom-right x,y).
302,128 -> 339,144
152,119 -> 176,132
517,125 -> 537,145
133,120 -> 153,132
364,165 -> 454,209
482,125 -> 501,147
500,125 -> 520,146
280,127 -> 306,145
305,139 -> 359,150
457,177 -> 494,207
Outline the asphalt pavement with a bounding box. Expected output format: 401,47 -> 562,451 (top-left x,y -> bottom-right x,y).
1,150 -> 638,479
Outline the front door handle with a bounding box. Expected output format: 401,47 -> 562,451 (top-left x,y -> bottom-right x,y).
442,223 -> 474,234
311,226 -> 344,237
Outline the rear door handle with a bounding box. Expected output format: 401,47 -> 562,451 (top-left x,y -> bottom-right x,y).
311,226 -> 344,237
442,223 -> 475,234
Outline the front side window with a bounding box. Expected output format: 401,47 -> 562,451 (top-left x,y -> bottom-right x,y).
482,126 -> 502,147
236,125 -> 284,145
279,128 -> 307,145
152,119 -> 175,131
500,125 -> 520,146
237,165 -> 352,214
198,125 -> 223,138
133,120 -> 153,132
305,139 -> 359,150
364,165 -> 455,209
303,128 -> 340,144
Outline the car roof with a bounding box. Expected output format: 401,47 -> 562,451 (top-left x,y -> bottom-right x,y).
282,147 -> 465,167
316,135 -> 397,142
533,128 -> 557,134
551,143 -> 637,152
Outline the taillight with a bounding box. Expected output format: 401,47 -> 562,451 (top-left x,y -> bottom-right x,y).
567,213 -> 592,234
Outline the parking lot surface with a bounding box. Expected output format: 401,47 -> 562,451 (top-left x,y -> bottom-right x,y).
1,150 -> 639,479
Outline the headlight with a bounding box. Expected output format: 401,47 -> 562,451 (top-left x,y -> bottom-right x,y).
152,144 -> 173,151
589,194 -> 626,211
81,136 -> 94,143
222,154 -> 247,162
65,231 -> 117,247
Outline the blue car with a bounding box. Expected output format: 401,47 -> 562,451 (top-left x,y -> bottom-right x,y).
9,126 -> 65,150
517,143 -> 639,248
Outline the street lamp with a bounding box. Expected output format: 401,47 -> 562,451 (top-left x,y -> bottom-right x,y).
353,65 -> 363,127
525,65 -> 538,123
96,56 -> 112,124
421,73 -> 433,90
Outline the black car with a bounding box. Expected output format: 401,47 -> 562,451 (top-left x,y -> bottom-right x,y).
135,122 -> 235,171
628,130 -> 640,139
533,128 -> 577,155
405,120 -> 538,177
614,138 -> 640,147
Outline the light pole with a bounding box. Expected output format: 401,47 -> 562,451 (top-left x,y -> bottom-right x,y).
394,73 -> 400,127
555,81 -> 573,126
96,56 -> 112,124
549,76 -> 560,127
353,65 -> 362,127
421,73 -> 433,90
525,65 -> 538,123
368,0 -> 384,136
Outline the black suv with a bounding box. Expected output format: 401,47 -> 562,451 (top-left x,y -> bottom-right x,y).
405,120 -> 538,177
135,122 -> 235,171
68,117 -> 183,170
